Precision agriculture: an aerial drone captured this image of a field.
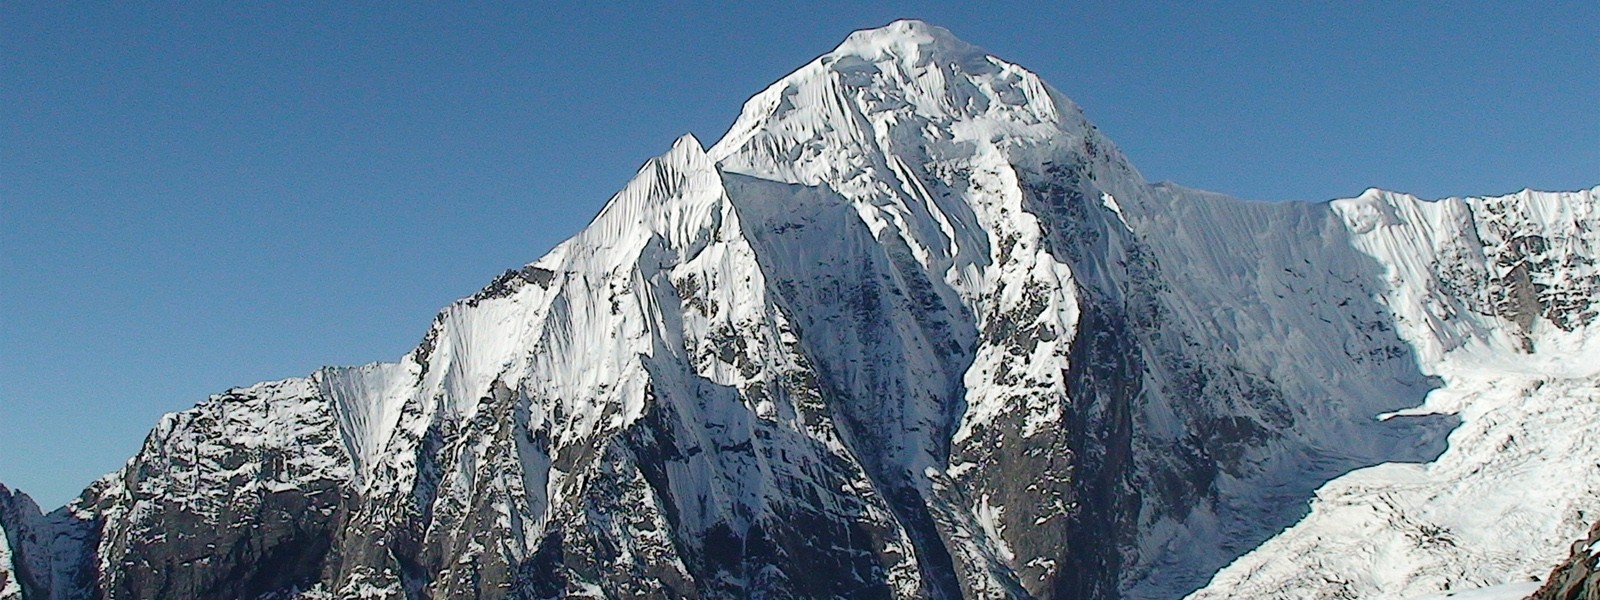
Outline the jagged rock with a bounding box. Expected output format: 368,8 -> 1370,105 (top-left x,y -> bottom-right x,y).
1530,520 -> 1600,600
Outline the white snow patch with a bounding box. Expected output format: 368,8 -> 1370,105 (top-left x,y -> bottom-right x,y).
1406,581 -> 1542,600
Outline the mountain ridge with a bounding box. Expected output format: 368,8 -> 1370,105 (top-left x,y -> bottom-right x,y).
4,19 -> 1597,600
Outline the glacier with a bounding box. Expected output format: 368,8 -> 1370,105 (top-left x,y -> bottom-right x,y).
2,19 -> 1597,600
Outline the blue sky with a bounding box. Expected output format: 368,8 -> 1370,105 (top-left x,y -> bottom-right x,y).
2,2 -> 1595,508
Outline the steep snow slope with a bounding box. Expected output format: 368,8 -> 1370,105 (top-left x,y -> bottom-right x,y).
1,20 -> 1594,600
1190,188 -> 1600,599
0,491 -> 21,600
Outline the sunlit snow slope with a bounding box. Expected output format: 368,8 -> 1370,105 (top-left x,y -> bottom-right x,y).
1190,188 -> 1600,599
2,20 -> 1595,600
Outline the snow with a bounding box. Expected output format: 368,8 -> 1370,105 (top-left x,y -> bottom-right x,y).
1406,581 -> 1542,600
1190,187 -> 1600,599
973,494 -> 1014,562
8,19 -> 1595,600
319,362 -> 412,484
0,519 -> 20,600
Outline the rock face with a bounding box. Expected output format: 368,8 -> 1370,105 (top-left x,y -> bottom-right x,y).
1531,521 -> 1600,600
2,20 -> 1597,600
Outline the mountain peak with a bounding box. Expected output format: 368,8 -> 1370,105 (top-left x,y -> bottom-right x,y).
709,19 -> 1098,185
12,21 -> 1595,600
828,19 -> 985,64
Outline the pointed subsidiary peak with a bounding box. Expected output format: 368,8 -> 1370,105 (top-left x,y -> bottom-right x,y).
664,133 -> 708,165
614,134 -> 717,212
569,132 -> 729,262
828,19 -> 986,65
618,134 -> 712,196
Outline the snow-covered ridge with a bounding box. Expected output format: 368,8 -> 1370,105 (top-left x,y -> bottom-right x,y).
1,19 -> 1595,600
1332,186 -> 1600,366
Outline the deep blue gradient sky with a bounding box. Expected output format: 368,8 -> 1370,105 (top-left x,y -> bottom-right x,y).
3,2 -> 1596,507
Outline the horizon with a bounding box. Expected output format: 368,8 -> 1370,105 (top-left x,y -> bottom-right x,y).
4,3 -> 1597,508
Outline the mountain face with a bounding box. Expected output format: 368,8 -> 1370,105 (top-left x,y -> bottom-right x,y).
3,20 -> 1597,600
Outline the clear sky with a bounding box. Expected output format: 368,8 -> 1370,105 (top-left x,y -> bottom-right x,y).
2,2 -> 1595,508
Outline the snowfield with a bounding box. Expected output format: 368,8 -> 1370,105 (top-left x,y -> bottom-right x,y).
1188,189 -> 1600,599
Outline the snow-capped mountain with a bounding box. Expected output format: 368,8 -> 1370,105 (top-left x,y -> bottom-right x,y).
3,20 -> 1596,600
